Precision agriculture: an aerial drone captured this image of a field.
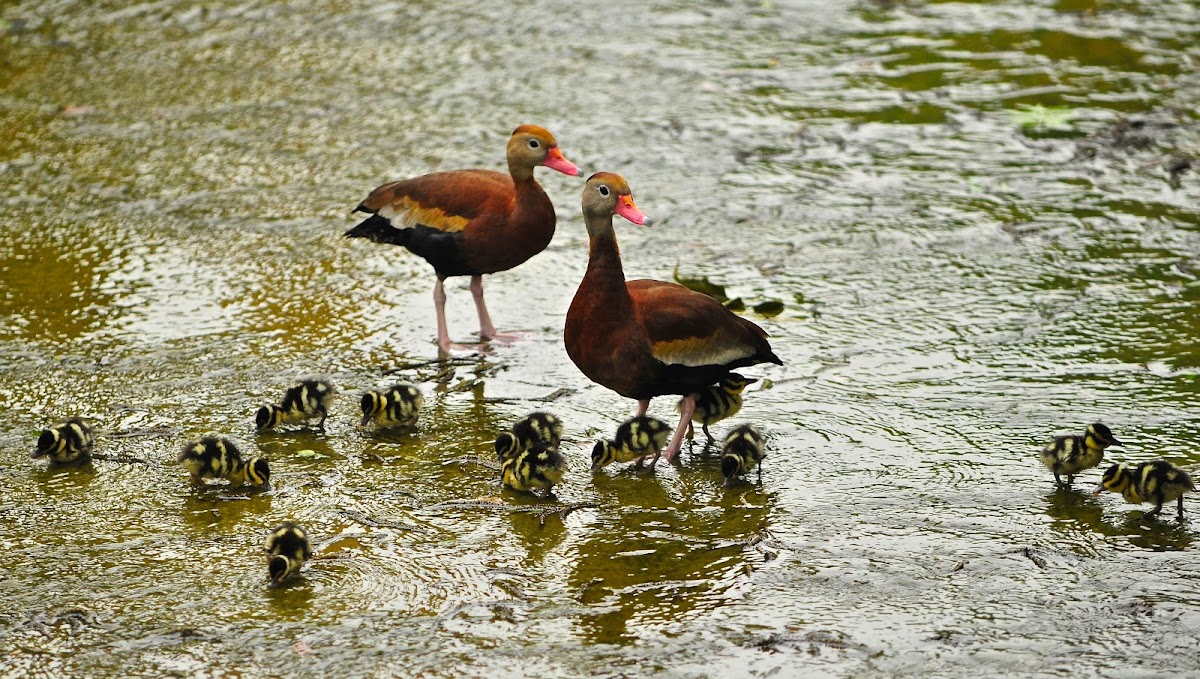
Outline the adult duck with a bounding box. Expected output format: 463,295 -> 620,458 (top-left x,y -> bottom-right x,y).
564,173 -> 782,465
346,125 -> 581,356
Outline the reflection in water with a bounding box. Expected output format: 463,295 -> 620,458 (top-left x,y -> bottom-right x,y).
1044,486 -> 1194,552
569,474 -> 773,644
0,228 -> 123,343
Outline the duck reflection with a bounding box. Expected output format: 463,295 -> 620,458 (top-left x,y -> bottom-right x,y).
1044,486 -> 1192,551
568,468 -> 775,644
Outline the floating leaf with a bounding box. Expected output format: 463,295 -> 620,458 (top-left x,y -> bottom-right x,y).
793,292 -> 806,304
295,449 -> 325,459
753,300 -> 784,317
674,264 -> 729,302
759,379 -> 774,390
723,297 -> 745,311
1009,104 -> 1075,130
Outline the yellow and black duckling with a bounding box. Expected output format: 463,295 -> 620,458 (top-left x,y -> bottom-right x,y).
721,424 -> 767,487
680,373 -> 757,442
265,521 -> 313,584
177,436 -> 271,489
500,440 -> 568,497
1040,422 -> 1122,487
590,416 -> 672,471
1094,460 -> 1196,519
32,417 -> 95,464
511,411 -> 564,451
360,383 -> 424,428
256,378 -> 337,431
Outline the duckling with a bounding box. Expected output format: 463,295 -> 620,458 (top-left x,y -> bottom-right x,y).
1094,460 -> 1196,518
265,521 -> 313,584
511,411 -> 564,451
1040,422 -> 1122,487
591,416 -> 672,471
680,374 -> 757,442
501,440 -> 567,497
177,436 -> 271,488
360,383 -> 424,428
721,424 -> 766,487
256,378 -> 336,431
31,417 -> 95,464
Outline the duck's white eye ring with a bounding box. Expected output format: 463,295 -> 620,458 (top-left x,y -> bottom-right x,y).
598,185 -> 610,196
528,139 -> 540,149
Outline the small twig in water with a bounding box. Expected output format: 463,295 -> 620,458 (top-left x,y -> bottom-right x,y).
91,453 -> 153,465
483,387 -> 575,404
102,425 -> 176,439
428,498 -> 598,527
443,456 -> 501,471
336,508 -> 419,532
384,357 -> 479,374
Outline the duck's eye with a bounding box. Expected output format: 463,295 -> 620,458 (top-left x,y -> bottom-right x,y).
528,139 -> 540,149
598,185 -> 610,197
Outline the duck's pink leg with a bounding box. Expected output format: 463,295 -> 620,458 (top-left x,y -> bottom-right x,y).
635,400 -> 649,417
435,278 -> 487,357
470,275 -> 526,343
660,395 -> 696,464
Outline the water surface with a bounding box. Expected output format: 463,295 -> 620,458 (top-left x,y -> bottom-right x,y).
2,0 -> 1200,676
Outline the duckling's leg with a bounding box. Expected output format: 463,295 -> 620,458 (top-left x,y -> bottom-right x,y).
701,423 -> 715,443
685,422 -> 694,441
1145,502 -> 1164,519
1178,496 -> 1186,518
1052,472 -> 1064,487
644,448 -> 664,470
757,465 -> 763,486
1066,474 -> 1075,487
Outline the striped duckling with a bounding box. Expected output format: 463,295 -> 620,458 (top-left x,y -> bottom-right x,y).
591,416 -> 671,471
360,383 -> 424,429
1094,460 -> 1195,519
495,411 -> 564,464
265,521 -> 313,584
495,412 -> 567,497
1040,422 -> 1122,487
500,440 -> 568,497
256,378 -> 336,431
177,436 -> 270,488
681,373 -> 757,442
32,417 -> 95,465
721,424 -> 766,487
511,411 -> 564,451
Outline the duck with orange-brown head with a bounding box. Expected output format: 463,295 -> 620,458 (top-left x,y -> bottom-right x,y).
564,173 -> 782,466
347,125 -> 582,356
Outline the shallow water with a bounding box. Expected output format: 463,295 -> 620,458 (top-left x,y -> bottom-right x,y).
2,0 -> 1199,676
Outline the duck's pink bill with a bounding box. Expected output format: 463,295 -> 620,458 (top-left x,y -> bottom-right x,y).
616,195 -> 651,226
544,147 -> 582,176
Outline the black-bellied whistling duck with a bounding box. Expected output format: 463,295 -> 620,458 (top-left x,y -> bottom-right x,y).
564,173 -> 782,466
345,125 -> 582,356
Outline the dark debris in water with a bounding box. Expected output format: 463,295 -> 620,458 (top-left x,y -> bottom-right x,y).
1071,112 -> 1197,188
428,497 -> 599,527
21,608 -> 97,637
750,628 -> 868,656
674,265 -> 730,303
674,266 -> 788,317
336,508 -> 420,532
